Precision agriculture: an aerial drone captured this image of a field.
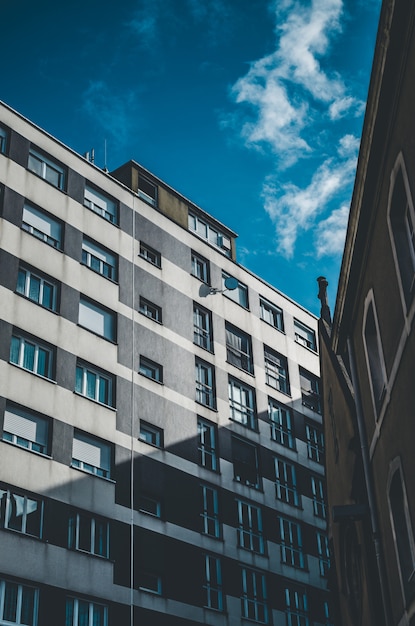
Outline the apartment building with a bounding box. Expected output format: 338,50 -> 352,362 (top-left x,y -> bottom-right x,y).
0,101 -> 331,626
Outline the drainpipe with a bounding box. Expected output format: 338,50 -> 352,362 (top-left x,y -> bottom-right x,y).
346,337 -> 392,626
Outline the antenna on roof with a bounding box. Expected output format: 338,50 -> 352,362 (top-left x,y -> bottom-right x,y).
199,276 -> 238,298
103,139 -> 109,173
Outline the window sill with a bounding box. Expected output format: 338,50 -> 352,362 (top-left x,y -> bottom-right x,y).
69,547 -> 111,561
229,417 -> 258,433
260,318 -> 285,334
265,382 -> 291,397
233,479 -> 263,492
1,438 -> 52,459
138,437 -> 163,450
226,360 -> 255,377
138,254 -> 161,269
139,310 -> 163,325
139,372 -> 164,385
84,205 -> 120,228
0,526 -> 44,542
223,293 -> 249,310
27,168 -> 67,193
294,339 -> 318,355
195,399 -> 217,412
73,391 -> 116,411
77,324 -> 117,345
80,261 -> 118,284
70,464 -> 116,483
193,341 -> 214,354
21,227 -> 64,252
9,361 -> 57,383
15,291 -> 60,315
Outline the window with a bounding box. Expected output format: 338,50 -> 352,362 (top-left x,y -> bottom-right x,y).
72,431 -> 112,479
138,495 -> 161,518
3,404 -> 49,455
78,297 -> 116,342
260,297 -> 284,330
195,358 -> 216,408
269,399 -> 294,448
222,272 -> 248,308
75,361 -> 114,407
82,237 -> 117,281
68,512 -> 109,558
0,126 -> 7,154
137,572 -> 162,595
311,476 -> 326,519
191,251 -> 210,283
22,203 -> 62,249
10,333 -> 54,380
285,587 -> 309,626
388,161 -> 415,306
197,418 -> 218,471
279,517 -> 305,569
28,148 -> 65,189
363,298 -> 387,415
241,568 -> 268,623
138,175 -> 157,207
0,580 -> 38,626
201,484 -> 220,538
317,532 -> 330,577
0,488 -> 43,538
225,324 -> 253,373
294,319 -> 317,351
203,555 -> 223,611
275,458 -> 299,507
188,212 -> 231,256
228,377 -> 256,430
264,347 -> 290,394
232,437 -> 260,489
139,421 -> 163,448
388,467 -> 415,600
300,368 -> 321,413
193,304 -> 213,351
139,242 -> 161,268
16,266 -> 58,312
139,356 -> 163,383
139,297 -> 162,323
65,597 -> 108,626
306,422 -> 324,463
237,500 -> 264,554
84,184 -> 117,224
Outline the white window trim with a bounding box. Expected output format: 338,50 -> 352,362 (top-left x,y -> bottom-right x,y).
269,400 -> 294,449
78,297 -> 116,342
84,184 -> 117,224
237,500 -> 264,554
65,597 -> 108,626
81,238 -> 117,281
0,580 -> 39,626
75,362 -> 114,407
17,266 -> 58,311
0,488 -> 43,538
22,203 -> 62,249
197,417 -> 218,471
260,297 -> 284,331
68,512 -> 110,558
362,290 -> 388,421
28,148 -> 65,190
294,318 -> 317,352
10,334 -> 54,380
203,554 -> 223,611
72,431 -> 112,479
3,405 -> 49,455
201,484 -> 220,538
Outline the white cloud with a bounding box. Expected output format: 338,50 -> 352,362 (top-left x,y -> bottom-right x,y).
314,204 -> 349,257
82,81 -> 137,145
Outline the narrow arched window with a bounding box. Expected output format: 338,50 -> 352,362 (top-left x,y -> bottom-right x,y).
363,299 -> 386,416
389,468 -> 415,601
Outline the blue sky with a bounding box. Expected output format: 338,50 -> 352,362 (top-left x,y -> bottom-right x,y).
1,0 -> 381,314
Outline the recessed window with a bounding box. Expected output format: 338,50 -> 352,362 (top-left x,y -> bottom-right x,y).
28,148 -> 65,189
201,484 -> 221,538
138,175 -> 157,207
0,126 -> 8,154
139,356 -> 163,383
260,297 -> 284,331
222,272 -> 248,308
3,404 -> 49,455
195,358 -> 216,408
264,347 -> 290,394
138,495 -> 161,518
388,467 -> 415,600
82,237 -> 117,281
10,332 -> 54,380
226,324 -> 253,373
294,319 -> 317,351
75,361 -> 114,407
269,399 -> 294,449
188,212 -> 231,256
22,203 -> 62,249
203,554 -> 223,611
278,517 -> 305,569
197,417 -> 218,471
0,580 -> 39,626
139,296 -> 162,323
68,512 -> 109,559
84,184 -> 117,224
193,304 -> 213,351
317,532 -> 330,577
306,422 -> 324,463
241,568 -> 268,623
0,487 -> 43,538
228,377 -> 257,430
237,500 -> 264,554
72,431 -> 112,479
285,587 -> 309,626
232,437 -> 260,489
300,368 -> 321,413
191,251 -> 210,283
139,242 -> 161,268
311,476 -> 326,518
275,457 -> 299,507
78,296 -> 116,342
17,265 -> 58,312
137,571 -> 162,595
65,597 -> 108,626
139,421 -> 163,448
363,298 -> 387,416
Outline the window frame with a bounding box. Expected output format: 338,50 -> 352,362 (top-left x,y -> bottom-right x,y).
193,303 -> 213,352
139,421 -> 163,448
75,361 -> 114,407
278,517 -> 305,569
264,346 -> 290,394
225,323 -> 253,374
228,377 -> 257,430
305,422 -> 324,464
28,147 -> 66,190
0,579 -> 39,626
81,237 -> 117,282
260,297 -> 284,331
138,495 -> 161,518
240,567 -> 268,624
0,126 -> 8,154
71,430 -> 112,479
65,597 -> 108,626
139,242 -> 161,268
201,484 -> 221,538
197,417 -> 218,471
137,175 -> 158,207
68,511 -> 110,559
22,203 -> 63,250
195,358 -> 216,409
10,332 -> 54,380
139,356 -> 163,383
269,399 -> 295,449
139,296 -> 162,323
203,554 -> 223,611
299,368 -> 321,413
232,436 -> 261,490
191,250 -> 210,284
188,212 -> 231,256
84,184 -> 118,224
0,487 -> 43,538
78,296 -> 117,342
137,571 -> 162,595
362,292 -> 387,418
16,265 -> 59,312
222,271 -> 249,308
2,404 -> 50,456
311,475 -> 326,519
237,499 -> 264,554
317,532 -> 330,577
294,319 -> 317,352
285,587 -> 309,626
275,457 -> 299,507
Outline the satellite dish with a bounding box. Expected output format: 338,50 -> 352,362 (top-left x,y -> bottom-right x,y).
224,276 -> 238,291
199,283 -> 212,298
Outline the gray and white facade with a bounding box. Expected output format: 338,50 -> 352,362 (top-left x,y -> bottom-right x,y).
0,101 -> 331,626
